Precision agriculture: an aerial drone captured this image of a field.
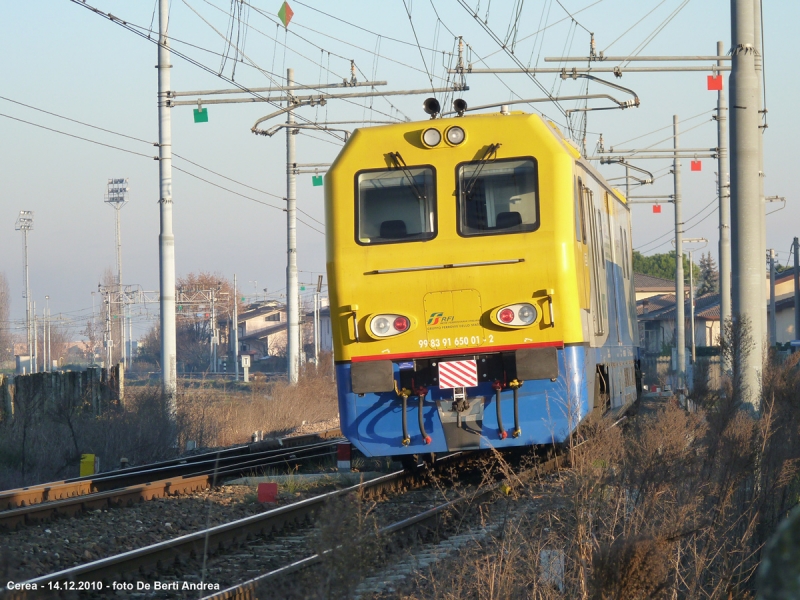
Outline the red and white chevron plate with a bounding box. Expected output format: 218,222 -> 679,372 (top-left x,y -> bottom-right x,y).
438,359 -> 478,389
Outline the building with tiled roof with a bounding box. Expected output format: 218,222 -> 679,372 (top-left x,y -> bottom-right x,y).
633,272 -> 689,301
636,293 -> 721,355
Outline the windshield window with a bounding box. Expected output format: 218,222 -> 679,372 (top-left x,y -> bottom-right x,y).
356,166 -> 436,245
457,158 -> 539,236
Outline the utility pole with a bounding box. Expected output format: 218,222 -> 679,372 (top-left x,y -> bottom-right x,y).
45,295 -> 50,372
678,238 -> 708,367
33,302 -> 37,373
730,0 -> 764,410
104,291 -> 112,369
716,40 -> 732,368
314,274 -> 323,366
105,178 -> 129,366
673,115 -> 685,391
754,0 -> 767,349
209,288 -> 217,373
128,305 -> 133,366
15,211 -> 33,371
286,67 -> 300,384
158,0 -> 177,411
233,274 -> 239,381
769,249 -> 776,346
794,237 -> 800,341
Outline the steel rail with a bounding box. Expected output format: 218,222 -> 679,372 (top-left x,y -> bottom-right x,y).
0,446 -> 339,530
7,471 -> 414,597
202,452 -> 566,600
6,454 -> 471,599
0,430 -> 341,509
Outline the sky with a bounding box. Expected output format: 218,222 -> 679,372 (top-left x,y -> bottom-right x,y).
1,0 -> 796,345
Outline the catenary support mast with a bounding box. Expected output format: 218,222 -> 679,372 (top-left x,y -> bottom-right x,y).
158,0 -> 177,410
730,0 -> 764,410
717,41 -> 732,369
673,115 -> 685,391
286,68 -> 300,384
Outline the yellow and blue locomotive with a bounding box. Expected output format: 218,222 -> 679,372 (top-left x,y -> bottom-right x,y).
325,102 -> 640,459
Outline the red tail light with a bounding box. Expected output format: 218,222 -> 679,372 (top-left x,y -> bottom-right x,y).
498,308 -> 515,323
393,316 -> 410,332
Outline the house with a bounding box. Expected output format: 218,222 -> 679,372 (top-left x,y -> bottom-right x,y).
222,300 -> 332,362
634,273 -> 689,302
222,301 -> 287,359
637,293 -> 721,355
769,267 -> 798,343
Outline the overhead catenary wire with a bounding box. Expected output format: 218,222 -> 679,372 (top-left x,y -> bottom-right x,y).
401,0 -> 436,94
634,195 -> 719,253
554,0 -> 593,35
67,0 -> 356,143
186,0 -> 403,124
602,0 -> 670,53
481,0 -> 606,61
457,0 -> 569,119
618,0 -> 692,68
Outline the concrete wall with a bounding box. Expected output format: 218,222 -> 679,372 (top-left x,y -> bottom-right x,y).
0,365 -> 124,422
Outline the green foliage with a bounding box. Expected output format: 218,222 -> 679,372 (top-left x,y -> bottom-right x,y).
697,252 -> 719,296
633,250 -> 700,283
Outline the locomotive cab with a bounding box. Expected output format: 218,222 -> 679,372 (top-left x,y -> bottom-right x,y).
325,110 -> 639,457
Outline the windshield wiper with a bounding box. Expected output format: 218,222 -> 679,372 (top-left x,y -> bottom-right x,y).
462,143 -> 502,200
388,152 -> 426,202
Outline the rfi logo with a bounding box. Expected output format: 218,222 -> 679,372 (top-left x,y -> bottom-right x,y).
427,312 -> 454,325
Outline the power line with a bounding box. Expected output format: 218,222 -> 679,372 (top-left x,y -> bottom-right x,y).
482,0 -> 606,61
0,95 -> 154,145
457,0 -> 569,119
401,0 -> 436,93
291,0 -> 443,53
185,0 -> 403,124
0,112 -> 156,159
172,166 -> 325,233
602,0 -> 669,52
67,0 -> 351,142
608,109 -> 714,148
619,0 -> 692,68
634,195 -> 719,253
0,105 -> 325,231
0,93 -> 309,208
555,0 -> 593,35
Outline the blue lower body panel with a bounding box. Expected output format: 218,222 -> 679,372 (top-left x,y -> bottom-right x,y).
337,347 -> 593,457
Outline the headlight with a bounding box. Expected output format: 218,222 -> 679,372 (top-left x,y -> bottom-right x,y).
494,303 -> 538,327
445,126 -> 465,145
369,314 -> 412,337
422,128 -> 441,147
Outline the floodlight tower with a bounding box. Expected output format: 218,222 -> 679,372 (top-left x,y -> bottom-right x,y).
105,178 -> 129,366
15,211 -> 33,368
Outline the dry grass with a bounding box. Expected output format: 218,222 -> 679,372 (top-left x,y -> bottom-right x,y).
177,363 -> 338,448
0,361 -> 338,490
392,345 -> 800,598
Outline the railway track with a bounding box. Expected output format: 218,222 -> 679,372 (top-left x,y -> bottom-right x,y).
0,429 -> 342,530
3,456 -> 447,599
3,409 -> 631,599
202,452 -> 565,600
